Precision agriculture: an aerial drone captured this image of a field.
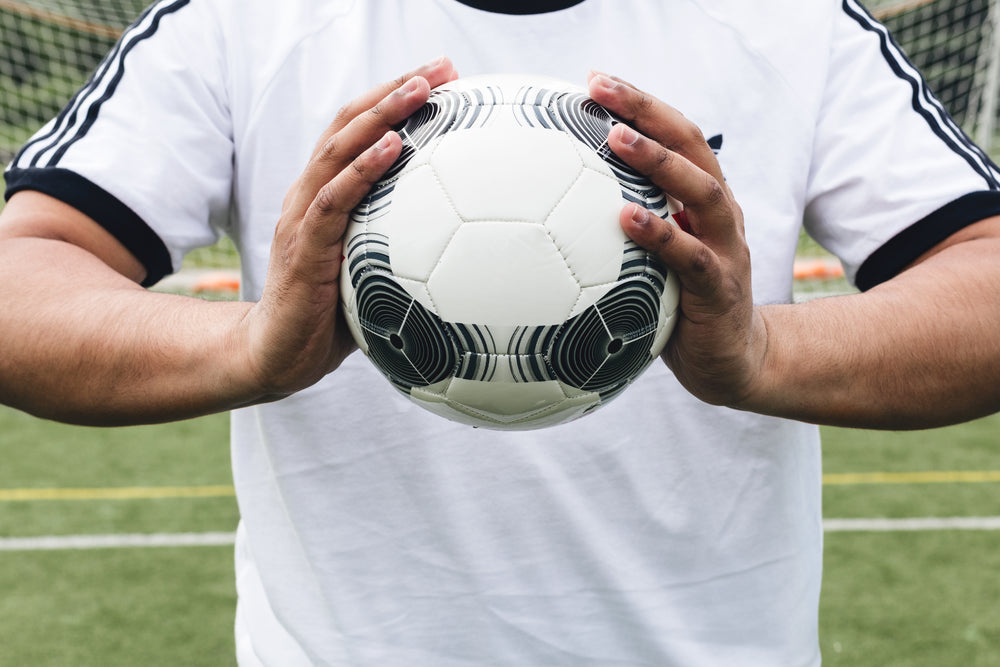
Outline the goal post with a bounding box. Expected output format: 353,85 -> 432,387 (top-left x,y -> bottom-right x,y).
973,0 -> 1000,148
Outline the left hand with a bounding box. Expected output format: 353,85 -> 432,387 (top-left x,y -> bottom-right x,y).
587,72 -> 767,408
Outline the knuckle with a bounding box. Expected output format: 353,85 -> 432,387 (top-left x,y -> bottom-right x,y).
313,184 -> 341,216
636,215 -> 675,253
728,272 -> 748,301
316,134 -> 342,164
653,146 -> 675,171
703,177 -> 728,207
332,101 -> 356,127
349,158 -> 369,181
656,226 -> 675,252
367,100 -> 385,121
685,123 -> 708,147
688,245 -> 716,276
633,92 -> 655,115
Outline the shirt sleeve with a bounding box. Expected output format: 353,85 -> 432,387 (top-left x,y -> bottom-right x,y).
805,0 -> 1000,291
3,0 -> 233,287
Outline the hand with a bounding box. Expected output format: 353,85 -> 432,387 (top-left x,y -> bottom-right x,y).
587,72 -> 767,408
239,57 -> 459,398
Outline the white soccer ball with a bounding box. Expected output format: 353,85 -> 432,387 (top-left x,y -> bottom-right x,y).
341,74 -> 681,430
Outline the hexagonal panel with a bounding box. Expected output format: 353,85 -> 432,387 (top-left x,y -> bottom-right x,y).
544,168 -> 627,288
427,222 -> 580,326
369,164 -> 464,282
430,126 -> 582,222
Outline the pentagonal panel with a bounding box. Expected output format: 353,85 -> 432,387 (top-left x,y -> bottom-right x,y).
430,126 -> 582,222
446,375 -> 567,417
427,222 -> 580,326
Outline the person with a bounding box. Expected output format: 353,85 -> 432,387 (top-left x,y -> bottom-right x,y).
2,0 -> 999,664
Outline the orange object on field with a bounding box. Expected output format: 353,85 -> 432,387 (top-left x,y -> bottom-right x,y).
192,271 -> 241,293
793,258 -> 844,280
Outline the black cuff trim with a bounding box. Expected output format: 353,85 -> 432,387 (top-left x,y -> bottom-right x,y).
856,191 -> 1000,291
453,0 -> 584,14
4,167 -> 173,287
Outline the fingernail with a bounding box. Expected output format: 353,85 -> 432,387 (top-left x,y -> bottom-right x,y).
399,76 -> 421,95
630,203 -> 649,225
375,131 -> 393,150
423,55 -> 446,69
592,74 -> 619,91
617,124 -> 639,146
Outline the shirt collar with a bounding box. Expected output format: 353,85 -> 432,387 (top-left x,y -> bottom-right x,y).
452,0 -> 585,15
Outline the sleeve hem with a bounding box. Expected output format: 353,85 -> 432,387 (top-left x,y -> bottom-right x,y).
4,167 -> 174,287
855,191 -> 1000,291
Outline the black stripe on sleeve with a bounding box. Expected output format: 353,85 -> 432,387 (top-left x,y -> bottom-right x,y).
12,0 -> 191,170
841,0 -> 1000,191
856,191 -> 1000,291
4,167 -> 174,288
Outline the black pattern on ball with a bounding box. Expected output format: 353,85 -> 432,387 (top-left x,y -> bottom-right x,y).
548,278 -> 661,393
354,88 -> 477,222
515,87 -> 670,215
355,271 -> 458,390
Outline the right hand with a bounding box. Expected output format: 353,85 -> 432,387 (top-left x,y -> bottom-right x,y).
238,57 -> 459,400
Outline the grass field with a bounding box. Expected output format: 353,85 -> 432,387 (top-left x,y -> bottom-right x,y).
820,419 -> 1000,666
1,406 -> 998,665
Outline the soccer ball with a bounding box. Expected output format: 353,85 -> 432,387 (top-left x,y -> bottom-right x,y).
340,74 -> 681,430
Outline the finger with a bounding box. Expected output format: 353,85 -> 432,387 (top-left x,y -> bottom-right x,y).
621,203 -> 724,300
287,58 -> 458,218
588,73 -> 724,187
297,131 -> 404,255
312,56 -> 458,159
608,122 -> 737,243
290,75 -> 432,217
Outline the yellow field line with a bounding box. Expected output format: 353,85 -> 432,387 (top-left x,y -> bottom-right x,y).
0,485 -> 235,501
0,472 -> 998,501
823,470 -> 1000,485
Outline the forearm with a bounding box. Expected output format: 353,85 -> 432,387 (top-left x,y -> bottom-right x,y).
740,236 -> 1000,429
0,237 -> 261,425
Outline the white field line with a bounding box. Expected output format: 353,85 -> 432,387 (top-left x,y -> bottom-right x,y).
2,518 -> 1000,551
823,516 -> 1000,532
0,531 -> 236,551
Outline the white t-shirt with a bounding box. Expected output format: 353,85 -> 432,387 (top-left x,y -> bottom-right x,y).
7,1 -> 1000,664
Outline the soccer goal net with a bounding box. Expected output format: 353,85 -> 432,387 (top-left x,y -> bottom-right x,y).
0,0 -> 148,163
2,0 -> 998,161
871,0 -> 1000,149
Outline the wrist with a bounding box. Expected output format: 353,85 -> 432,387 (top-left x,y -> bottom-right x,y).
725,306 -> 778,414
